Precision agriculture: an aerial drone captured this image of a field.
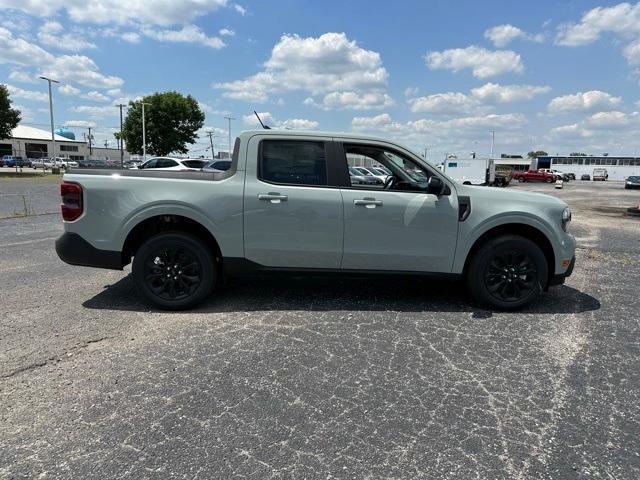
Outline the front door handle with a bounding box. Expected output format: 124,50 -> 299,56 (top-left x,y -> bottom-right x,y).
354,198 -> 383,208
258,192 -> 288,203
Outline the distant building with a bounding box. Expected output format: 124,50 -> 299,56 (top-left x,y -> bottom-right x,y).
535,156 -> 640,181
215,151 -> 230,159
0,125 -> 130,162
495,154 -> 534,172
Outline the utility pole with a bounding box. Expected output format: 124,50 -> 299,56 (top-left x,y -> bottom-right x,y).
423,146 -> 429,159
224,115 -> 235,158
87,127 -> 93,157
39,76 -> 59,160
117,104 -> 126,169
141,102 -> 150,162
207,131 -> 215,159
104,140 -> 109,148
489,130 -> 495,159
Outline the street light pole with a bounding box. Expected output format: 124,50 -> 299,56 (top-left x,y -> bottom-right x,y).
141,102 -> 150,163
489,130 -> 495,159
39,76 -> 59,161
224,116 -> 235,158
117,104 -> 126,169
207,131 -> 215,159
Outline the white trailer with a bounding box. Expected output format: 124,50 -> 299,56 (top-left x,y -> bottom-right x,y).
442,158 -> 495,185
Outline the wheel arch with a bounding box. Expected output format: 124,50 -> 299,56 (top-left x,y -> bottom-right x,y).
462,223 -> 555,286
121,215 -> 223,274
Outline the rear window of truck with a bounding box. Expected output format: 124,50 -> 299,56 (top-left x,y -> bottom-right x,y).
259,140 -> 327,186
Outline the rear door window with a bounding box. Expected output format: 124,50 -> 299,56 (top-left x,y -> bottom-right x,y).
259,140 -> 327,186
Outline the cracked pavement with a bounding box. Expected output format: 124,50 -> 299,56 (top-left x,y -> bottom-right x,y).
0,180 -> 639,479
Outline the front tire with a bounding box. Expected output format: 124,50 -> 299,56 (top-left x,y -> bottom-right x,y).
466,235 -> 548,310
132,232 -> 216,310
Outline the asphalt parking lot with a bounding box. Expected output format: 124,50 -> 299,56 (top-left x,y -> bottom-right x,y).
1,178 -> 639,479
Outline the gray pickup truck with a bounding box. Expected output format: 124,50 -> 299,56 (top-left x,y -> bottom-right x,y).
56,130 -> 575,310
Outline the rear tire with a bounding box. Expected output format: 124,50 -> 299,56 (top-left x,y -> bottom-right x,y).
466,235 -> 548,310
518,177 -> 525,183
132,232 -> 216,310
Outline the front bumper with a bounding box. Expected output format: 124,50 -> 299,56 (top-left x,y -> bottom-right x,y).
549,255 -> 575,286
55,232 -> 124,270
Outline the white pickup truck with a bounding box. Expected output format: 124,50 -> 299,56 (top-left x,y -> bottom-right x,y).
56,130 -> 576,310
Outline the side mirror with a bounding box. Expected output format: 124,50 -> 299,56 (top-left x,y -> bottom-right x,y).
427,176 -> 445,195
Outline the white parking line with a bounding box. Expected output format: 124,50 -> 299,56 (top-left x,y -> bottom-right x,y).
1,236 -> 59,247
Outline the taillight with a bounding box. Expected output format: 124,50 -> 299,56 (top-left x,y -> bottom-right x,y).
60,181 -> 83,221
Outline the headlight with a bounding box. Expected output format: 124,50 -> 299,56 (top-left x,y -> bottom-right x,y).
561,207 -> 572,231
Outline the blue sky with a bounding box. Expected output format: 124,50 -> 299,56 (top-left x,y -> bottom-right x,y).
1,0 -> 640,159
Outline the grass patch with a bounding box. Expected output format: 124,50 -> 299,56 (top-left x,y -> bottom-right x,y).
0,171 -> 62,181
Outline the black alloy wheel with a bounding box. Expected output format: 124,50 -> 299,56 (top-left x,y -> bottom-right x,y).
133,232 -> 216,310
143,246 -> 202,301
467,235 -> 548,310
483,250 -> 537,303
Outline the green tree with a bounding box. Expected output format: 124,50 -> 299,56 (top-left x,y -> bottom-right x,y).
122,91 -> 204,156
569,152 -> 587,156
527,150 -> 548,159
0,84 -> 21,139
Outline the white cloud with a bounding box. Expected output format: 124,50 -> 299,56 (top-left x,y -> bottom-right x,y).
555,2 -> 640,47
82,90 -> 110,102
44,55 -> 124,89
37,20 -> 97,51
425,45 -> 524,78
484,24 -> 544,47
4,83 -> 49,102
305,91 -> 394,110
214,32 -> 390,108
623,39 -> 640,66
141,25 -> 225,49
242,111 -> 318,130
70,105 -> 118,117
219,28 -> 235,36
121,32 -> 141,43
404,86 -> 419,97
0,26 -> 52,66
279,118 -> 318,130
59,84 -> 81,95
0,0 -> 229,26
242,111 -> 274,126
408,92 -> 476,114
64,120 -> 96,128
551,110 -> 640,141
470,82 -> 551,103
8,70 -> 36,84
548,90 -> 621,113
352,112 -> 527,134
233,4 -> 247,15
0,27 -> 123,90
407,83 -> 550,114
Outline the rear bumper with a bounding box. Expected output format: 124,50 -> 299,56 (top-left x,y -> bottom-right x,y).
549,255 -> 575,286
55,232 -> 124,270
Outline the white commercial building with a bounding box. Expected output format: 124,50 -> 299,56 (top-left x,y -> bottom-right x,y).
535,156 -> 640,181
0,125 -> 130,163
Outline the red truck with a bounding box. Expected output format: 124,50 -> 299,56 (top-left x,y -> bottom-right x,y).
513,169 -> 557,183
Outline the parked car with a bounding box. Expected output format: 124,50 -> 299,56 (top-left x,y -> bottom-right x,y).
56,129 -> 576,311
348,166 -> 381,185
1,155 -> 25,167
544,169 -> 572,182
625,176 -> 640,189
581,174 -> 591,181
593,168 -> 608,181
512,169 -> 557,183
202,160 -> 232,172
135,157 -> 208,171
353,166 -> 388,183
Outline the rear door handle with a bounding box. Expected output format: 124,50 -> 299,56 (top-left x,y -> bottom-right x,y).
258,192 -> 288,203
354,198 -> 383,208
